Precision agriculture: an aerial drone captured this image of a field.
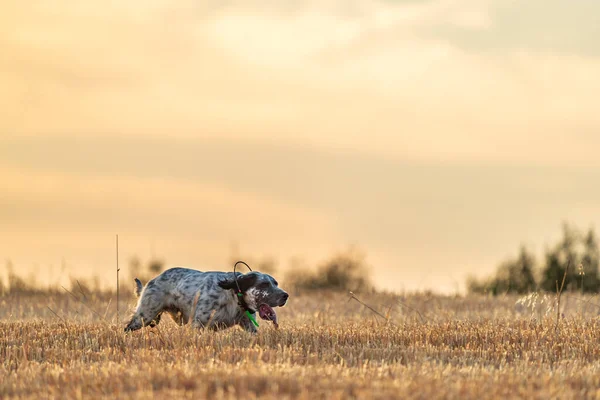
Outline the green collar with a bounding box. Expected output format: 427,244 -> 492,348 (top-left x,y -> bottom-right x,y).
245,310 -> 259,327
237,292 -> 259,327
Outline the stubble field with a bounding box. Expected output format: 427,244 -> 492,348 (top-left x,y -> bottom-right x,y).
2,288 -> 600,399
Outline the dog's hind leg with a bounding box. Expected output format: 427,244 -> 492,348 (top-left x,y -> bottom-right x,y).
124,280 -> 164,332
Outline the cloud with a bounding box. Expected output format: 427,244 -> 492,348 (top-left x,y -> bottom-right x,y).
427,0 -> 600,56
2,0 -> 598,168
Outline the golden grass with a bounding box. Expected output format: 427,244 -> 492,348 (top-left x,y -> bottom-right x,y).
2,290 -> 600,399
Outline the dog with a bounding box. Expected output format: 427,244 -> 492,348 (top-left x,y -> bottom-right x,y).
124,267 -> 288,333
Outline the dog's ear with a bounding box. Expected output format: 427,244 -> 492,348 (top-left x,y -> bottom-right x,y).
218,275 -> 236,290
218,272 -> 258,292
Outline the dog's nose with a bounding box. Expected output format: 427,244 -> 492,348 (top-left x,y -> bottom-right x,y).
282,292 -> 289,301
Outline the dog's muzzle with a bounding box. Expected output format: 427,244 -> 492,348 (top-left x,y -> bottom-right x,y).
278,292 -> 289,307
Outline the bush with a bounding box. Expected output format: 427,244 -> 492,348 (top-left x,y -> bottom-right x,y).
128,256 -> 166,285
468,223 -> 600,295
228,256 -> 278,275
286,248 -> 373,292
539,224 -> 600,293
468,246 -> 536,295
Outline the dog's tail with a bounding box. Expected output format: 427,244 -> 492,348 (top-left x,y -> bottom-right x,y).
134,278 -> 143,298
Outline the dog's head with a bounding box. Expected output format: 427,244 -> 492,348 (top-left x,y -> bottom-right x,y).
219,271 -> 288,325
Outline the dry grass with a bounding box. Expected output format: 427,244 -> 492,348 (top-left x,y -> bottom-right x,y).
2,290 -> 600,399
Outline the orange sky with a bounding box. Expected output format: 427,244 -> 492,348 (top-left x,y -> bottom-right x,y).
2,0 -> 600,292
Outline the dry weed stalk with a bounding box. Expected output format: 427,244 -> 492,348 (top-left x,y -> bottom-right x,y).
555,260 -> 570,330
348,291 -> 390,323
116,234 -> 120,325
189,290 -> 201,325
61,285 -> 106,321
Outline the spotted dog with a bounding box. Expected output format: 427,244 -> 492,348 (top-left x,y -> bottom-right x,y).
124,268 -> 288,333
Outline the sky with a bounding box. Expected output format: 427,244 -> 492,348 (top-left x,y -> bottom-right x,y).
1,0 -> 600,292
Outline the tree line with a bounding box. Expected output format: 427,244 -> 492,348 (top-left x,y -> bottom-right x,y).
468,223 -> 600,295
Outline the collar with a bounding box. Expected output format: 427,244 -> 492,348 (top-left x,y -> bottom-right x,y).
236,291 -> 259,327
236,291 -> 255,314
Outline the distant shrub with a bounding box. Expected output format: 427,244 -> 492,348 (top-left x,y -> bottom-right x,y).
3,260 -> 50,295
128,256 -> 166,284
68,276 -> 103,296
253,257 -> 278,275
539,224 -> 600,293
228,256 -> 278,275
469,223 -> 600,295
287,248 -> 373,293
468,247 -> 536,295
